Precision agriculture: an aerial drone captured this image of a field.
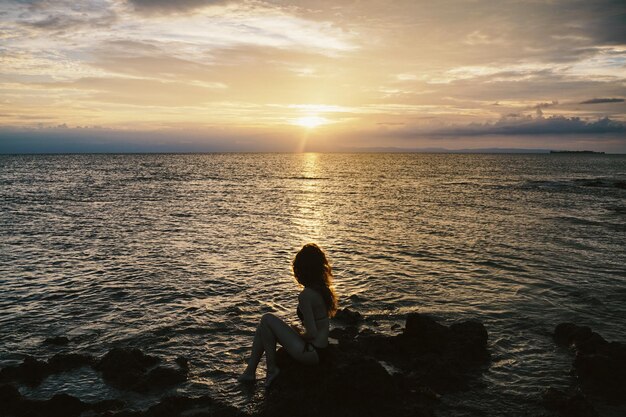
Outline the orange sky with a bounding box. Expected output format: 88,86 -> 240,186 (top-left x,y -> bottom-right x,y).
1,0 -> 625,152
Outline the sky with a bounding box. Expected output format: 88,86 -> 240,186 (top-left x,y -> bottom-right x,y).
1,0 -> 625,152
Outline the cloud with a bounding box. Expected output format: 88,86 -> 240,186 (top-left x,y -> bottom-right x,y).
127,0 -> 228,14
531,101 -> 559,110
21,13 -> 116,32
579,98 -> 625,104
432,115 -> 625,136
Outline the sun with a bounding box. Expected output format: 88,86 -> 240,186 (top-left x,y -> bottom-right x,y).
293,115 -> 329,129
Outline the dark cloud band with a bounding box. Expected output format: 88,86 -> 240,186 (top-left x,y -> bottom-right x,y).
579,98 -> 625,104
127,0 -> 227,13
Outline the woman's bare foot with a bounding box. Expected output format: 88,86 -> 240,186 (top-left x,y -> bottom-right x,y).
264,368 -> 280,388
237,369 -> 256,383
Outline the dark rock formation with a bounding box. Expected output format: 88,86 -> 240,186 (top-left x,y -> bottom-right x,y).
0,353 -> 95,386
0,348 -> 188,393
357,313 -> 489,393
139,395 -> 244,417
0,356 -> 50,386
333,307 -> 364,325
543,387 -> 598,417
265,350 -> 432,417
262,312 -> 488,417
95,347 -> 161,389
553,323 -> 626,402
0,384 -> 125,417
94,348 -> 188,392
43,336 -> 70,346
48,353 -> 95,372
0,313 -> 489,417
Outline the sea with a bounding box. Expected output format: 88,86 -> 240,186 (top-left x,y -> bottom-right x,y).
1,153 -> 625,416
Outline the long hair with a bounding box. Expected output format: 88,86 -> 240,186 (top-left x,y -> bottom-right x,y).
292,243 -> 338,318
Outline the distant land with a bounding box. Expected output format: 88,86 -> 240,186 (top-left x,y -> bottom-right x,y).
0,147 -> 620,154
339,147 -> 614,154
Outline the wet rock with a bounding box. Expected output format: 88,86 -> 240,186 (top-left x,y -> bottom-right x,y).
265,350 -> 428,417
91,399 -> 126,413
543,387 -> 598,417
0,353 -> 95,387
0,390 -> 126,417
95,348 -> 160,390
554,323 -> 626,402
574,332 -> 608,355
174,356 -> 189,371
0,384 -> 22,414
98,395 -> 242,417
263,313 -> 486,416
355,314 -> 489,393
333,307 -> 364,325
403,313 -> 451,352
48,353 -> 95,372
554,323 -> 592,347
1,392 -> 86,417
45,393 -> 87,417
136,364 -> 188,392
142,395 -> 243,417
447,320 -> 489,364
94,348 -> 188,392
0,356 -> 49,386
44,336 -> 70,346
329,325 -> 359,346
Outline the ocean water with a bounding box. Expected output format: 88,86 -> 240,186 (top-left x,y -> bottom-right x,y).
1,153 -> 625,416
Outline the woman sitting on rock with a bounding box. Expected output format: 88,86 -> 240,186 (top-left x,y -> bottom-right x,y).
238,243 -> 338,387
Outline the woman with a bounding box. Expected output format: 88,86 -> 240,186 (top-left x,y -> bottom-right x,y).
238,243 -> 338,387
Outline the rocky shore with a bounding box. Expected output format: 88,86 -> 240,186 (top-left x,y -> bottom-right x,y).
1,311 -> 624,417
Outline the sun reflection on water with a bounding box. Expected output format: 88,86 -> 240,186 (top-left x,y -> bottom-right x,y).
292,153 -> 325,244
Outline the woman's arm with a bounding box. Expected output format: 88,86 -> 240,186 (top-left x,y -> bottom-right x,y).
297,290 -> 318,340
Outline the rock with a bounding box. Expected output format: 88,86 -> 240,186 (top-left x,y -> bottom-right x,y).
265,351 -> 425,417
573,332 -> 608,355
0,384 -> 21,415
45,393 -> 86,417
447,320 -> 489,364
0,353 -> 95,387
542,387 -> 598,417
130,395 -> 242,417
94,348 -> 188,392
174,356 -> 189,371
44,336 -> 70,346
329,326 -> 359,345
48,353 -> 95,372
0,313 -> 488,417
554,323 -> 592,347
0,356 -> 49,386
136,365 -> 188,392
261,312 -> 487,416
95,348 -> 160,390
352,314 -> 490,394
403,313 -> 450,352
333,307 -> 364,325
554,323 -> 626,402
91,399 -> 126,413
144,396 -> 197,417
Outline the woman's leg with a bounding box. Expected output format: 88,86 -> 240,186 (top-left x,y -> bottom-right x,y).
239,322 -> 265,381
240,313 -> 318,385
260,313 -> 319,366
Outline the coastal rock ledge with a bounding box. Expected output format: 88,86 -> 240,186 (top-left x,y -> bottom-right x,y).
553,322 -> 626,402
0,312 -> 489,417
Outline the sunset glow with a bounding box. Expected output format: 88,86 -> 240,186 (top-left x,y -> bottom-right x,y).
0,0 -> 624,152
293,116 -> 329,129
